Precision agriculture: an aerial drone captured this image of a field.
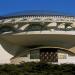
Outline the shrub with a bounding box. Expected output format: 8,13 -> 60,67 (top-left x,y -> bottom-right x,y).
0,62 -> 75,75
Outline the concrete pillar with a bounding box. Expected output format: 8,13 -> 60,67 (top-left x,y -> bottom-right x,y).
47,22 -> 57,27
19,24 -> 30,31
58,23 -> 65,29
47,22 -> 57,31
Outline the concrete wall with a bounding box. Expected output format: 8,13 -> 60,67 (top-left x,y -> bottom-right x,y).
0,38 -> 23,64
10,49 -> 75,64
0,44 -> 13,64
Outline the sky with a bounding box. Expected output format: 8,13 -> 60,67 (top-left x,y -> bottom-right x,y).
0,0 -> 75,15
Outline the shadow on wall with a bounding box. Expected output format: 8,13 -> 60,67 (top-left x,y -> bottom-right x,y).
0,38 -> 23,56
0,25 -> 19,34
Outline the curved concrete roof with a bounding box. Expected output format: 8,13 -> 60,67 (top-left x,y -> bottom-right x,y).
1,32 -> 75,55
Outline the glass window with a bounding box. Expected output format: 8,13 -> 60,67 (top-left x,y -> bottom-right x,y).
30,50 -> 40,59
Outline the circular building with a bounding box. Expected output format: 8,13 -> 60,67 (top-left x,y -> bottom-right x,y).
0,11 -> 75,64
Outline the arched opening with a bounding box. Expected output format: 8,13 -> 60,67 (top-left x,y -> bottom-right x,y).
0,26 -> 15,34
25,23 -> 47,31
25,24 -> 42,31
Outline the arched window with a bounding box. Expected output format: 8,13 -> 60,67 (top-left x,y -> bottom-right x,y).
0,26 -> 15,33
25,24 -> 43,31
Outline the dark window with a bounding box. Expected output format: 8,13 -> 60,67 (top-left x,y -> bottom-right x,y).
25,24 -> 42,31
30,50 -> 40,59
0,26 -> 14,33
33,18 -> 40,20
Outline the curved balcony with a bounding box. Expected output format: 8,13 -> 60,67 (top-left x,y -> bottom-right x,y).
0,31 -> 75,48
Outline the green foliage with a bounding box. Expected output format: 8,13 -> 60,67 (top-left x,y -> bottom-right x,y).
0,63 -> 75,75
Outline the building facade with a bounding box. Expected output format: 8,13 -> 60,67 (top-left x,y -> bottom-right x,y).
0,11 -> 75,64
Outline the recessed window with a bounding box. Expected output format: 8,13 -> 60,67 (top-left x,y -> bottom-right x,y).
25,24 -> 42,31
30,50 -> 40,59
33,18 -> 40,20
0,26 -> 14,33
